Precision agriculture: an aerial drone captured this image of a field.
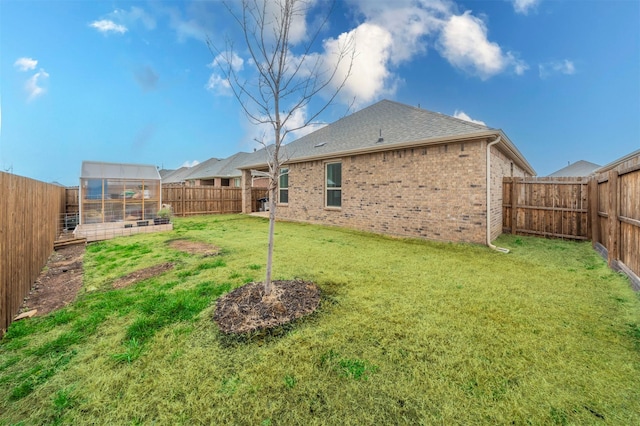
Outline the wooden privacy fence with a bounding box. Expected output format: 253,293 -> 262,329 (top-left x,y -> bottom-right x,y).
503,177 -> 590,240
503,157 -> 640,289
1,173 -> 66,336
590,157 -> 640,290
161,186 -> 268,216
65,186 -> 270,217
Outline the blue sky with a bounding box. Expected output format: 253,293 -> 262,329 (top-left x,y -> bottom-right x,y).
2,0 -> 638,186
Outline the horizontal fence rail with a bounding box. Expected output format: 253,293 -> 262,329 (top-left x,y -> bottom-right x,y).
503,152 -> 639,289
591,160 -> 640,290
160,186 -> 268,216
1,173 -> 66,336
503,177 -> 590,241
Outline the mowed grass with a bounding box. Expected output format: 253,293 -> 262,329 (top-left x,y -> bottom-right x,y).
1,214 -> 639,425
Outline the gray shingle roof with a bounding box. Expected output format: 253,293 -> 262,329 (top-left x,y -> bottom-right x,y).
547,160 -> 601,177
161,166 -> 196,184
281,99 -> 491,160
237,99 -> 533,175
186,152 -> 252,180
81,161 -> 160,180
182,157 -> 221,180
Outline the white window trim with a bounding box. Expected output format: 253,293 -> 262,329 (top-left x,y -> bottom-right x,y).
278,167 -> 289,205
325,161 -> 342,209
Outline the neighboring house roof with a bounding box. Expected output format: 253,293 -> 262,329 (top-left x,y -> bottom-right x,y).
547,160 -> 601,177
215,152 -> 254,177
161,153 -> 253,184
161,166 -> 195,184
80,161 -> 160,180
158,169 -> 175,178
184,153 -> 252,181
595,149 -> 640,174
238,99 -> 535,175
182,157 -> 221,180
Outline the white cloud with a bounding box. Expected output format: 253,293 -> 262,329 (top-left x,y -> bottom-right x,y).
212,1 -> 528,111
453,110 -> 486,126
513,0 -> 541,15
113,6 -> 156,30
14,57 -> 38,71
539,59 -> 576,78
89,7 -> 154,38
25,69 -> 50,101
284,107 -> 327,140
438,11 -> 527,80
348,0 -> 448,65
205,74 -> 232,95
181,160 -> 200,168
323,23 -> 395,106
262,0 -> 317,45
319,1 -> 526,103
241,106 -> 327,152
210,52 -> 244,73
206,52 -> 245,95
164,3 -> 215,43
90,19 -> 128,34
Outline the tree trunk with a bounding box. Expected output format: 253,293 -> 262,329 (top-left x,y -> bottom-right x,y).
264,185 -> 277,295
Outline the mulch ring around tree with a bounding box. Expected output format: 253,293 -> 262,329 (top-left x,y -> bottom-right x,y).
112,263 -> 175,289
214,280 -> 321,334
167,239 -> 220,257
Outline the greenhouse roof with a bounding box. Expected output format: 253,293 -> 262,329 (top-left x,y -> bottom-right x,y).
80,161 -> 161,180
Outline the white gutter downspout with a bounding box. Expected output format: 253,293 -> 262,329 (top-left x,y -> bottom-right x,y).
486,135 -> 510,253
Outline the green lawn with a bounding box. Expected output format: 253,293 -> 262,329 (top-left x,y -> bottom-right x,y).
1,214 -> 639,425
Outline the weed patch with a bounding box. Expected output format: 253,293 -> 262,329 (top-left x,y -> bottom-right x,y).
320,349 -> 378,380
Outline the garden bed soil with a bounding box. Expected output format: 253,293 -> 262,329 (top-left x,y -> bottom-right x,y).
19,244 -> 86,317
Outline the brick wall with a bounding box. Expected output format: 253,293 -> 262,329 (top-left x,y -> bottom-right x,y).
489,145 -> 529,241
276,139 -> 500,244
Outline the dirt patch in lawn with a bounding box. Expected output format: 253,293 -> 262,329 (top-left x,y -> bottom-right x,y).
112,263 -> 175,289
19,244 -> 86,317
168,239 -> 220,257
214,280 -> 321,334
18,244 -> 175,318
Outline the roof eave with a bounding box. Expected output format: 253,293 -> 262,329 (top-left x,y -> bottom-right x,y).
494,130 -> 537,176
240,130 -> 536,176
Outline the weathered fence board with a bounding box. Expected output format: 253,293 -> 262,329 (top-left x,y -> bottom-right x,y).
503,159 -> 639,289
594,154 -> 640,289
1,172 -> 66,336
503,177 -> 589,240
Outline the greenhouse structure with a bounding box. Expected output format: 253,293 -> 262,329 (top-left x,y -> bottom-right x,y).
79,161 -> 162,226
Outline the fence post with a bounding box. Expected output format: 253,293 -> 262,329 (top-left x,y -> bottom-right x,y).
181,186 -> 186,217
607,170 -> 619,267
510,177 -> 518,234
588,178 -> 598,245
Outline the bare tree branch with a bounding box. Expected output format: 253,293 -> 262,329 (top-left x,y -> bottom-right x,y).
211,0 -> 353,294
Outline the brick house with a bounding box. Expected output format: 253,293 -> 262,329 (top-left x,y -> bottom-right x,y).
239,100 -> 535,245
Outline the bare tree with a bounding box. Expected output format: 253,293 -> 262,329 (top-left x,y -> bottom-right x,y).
210,0 -> 353,296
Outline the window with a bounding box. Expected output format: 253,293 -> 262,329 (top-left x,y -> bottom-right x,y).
279,168 -> 289,204
221,178 -> 230,187
234,178 -> 241,187
325,162 -> 341,208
